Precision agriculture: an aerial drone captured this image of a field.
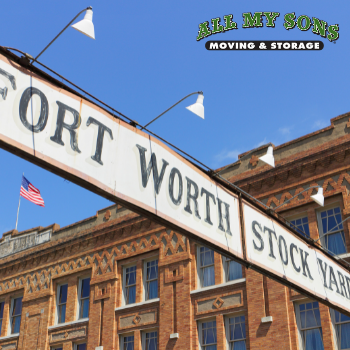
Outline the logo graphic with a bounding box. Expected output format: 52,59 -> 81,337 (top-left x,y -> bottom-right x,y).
197,12 -> 339,51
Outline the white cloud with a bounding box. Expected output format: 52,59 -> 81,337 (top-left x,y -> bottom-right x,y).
214,149 -> 240,163
256,138 -> 267,148
279,126 -> 292,135
313,120 -> 328,129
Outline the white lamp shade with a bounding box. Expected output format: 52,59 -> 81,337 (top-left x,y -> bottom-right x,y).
186,94 -> 204,119
72,9 -> 95,39
311,187 -> 324,207
259,146 -> 275,168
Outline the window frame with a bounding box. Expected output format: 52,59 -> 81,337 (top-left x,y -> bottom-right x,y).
51,346 -> 63,350
77,276 -> 91,320
141,328 -> 158,350
143,257 -> 159,301
198,317 -> 217,350
316,203 -> 347,256
197,246 -> 215,288
286,213 -> 311,238
294,299 -> 324,350
0,300 -> 5,336
73,342 -> 87,350
329,308 -> 350,350
120,332 -> 135,350
224,313 -> 247,350
222,256 -> 243,283
123,264 -> 137,306
56,283 -> 68,324
9,295 -> 23,335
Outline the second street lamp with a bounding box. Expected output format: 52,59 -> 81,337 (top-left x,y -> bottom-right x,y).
142,91 -> 204,130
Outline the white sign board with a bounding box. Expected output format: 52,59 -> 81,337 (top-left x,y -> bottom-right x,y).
1,51 -> 349,315
0,53 -> 242,260
244,201 -> 350,314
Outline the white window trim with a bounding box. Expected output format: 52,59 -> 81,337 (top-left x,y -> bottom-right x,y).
122,263 -> 137,306
115,298 -> 160,312
198,317 -> 217,350
191,278 -> 245,294
51,346 -> 64,350
120,332 -> 134,350
56,283 -> 68,325
329,309 -> 339,350
197,246 -> 215,289
73,341 -> 87,350
224,312 -> 246,350
9,296 -> 22,336
143,257 -> 159,301
316,202 -> 346,255
141,328 -> 158,350
294,299 -> 323,350
77,276 -> 90,321
48,318 -> 89,330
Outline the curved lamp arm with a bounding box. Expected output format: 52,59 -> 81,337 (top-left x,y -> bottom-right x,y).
273,186 -> 320,211
33,6 -> 92,63
141,91 -> 203,130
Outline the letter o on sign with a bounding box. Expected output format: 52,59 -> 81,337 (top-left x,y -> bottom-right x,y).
169,168 -> 183,205
19,87 -> 49,133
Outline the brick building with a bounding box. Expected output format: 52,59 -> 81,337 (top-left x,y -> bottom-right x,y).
1,112 -> 350,350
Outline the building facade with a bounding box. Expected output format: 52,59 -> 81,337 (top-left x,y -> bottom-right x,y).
1,112 -> 350,350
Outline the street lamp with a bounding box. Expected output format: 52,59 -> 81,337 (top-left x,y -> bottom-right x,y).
259,146 -> 275,168
142,91 -> 204,130
33,6 -> 95,63
272,186 -> 324,211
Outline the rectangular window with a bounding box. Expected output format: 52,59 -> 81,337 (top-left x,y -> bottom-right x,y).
200,320 -> 217,350
57,284 -> 68,324
296,301 -> 324,350
78,278 -> 90,319
51,347 -> 63,350
142,331 -> 157,350
224,257 -> 243,282
227,315 -> 246,350
73,343 -> 86,350
290,216 -> 310,238
122,334 -> 135,350
10,296 -> 22,334
332,309 -> 350,350
199,247 -> 215,287
0,301 -> 4,335
124,266 -> 136,305
318,207 -> 346,255
145,260 -> 158,300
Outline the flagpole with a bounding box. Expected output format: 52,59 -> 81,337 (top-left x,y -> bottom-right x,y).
15,173 -> 23,231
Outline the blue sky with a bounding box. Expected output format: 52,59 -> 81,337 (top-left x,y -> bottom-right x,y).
0,0 -> 348,234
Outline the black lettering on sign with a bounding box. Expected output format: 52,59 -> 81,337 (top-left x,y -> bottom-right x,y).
299,249 -> 313,280
264,227 -> 277,259
252,221 -> 264,251
317,258 -> 328,288
290,244 -> 300,272
184,177 -> 201,219
217,198 -> 232,235
345,276 -> 350,300
337,271 -> 349,299
278,235 -> 288,265
136,145 -> 169,194
168,168 -> 183,205
201,188 -> 216,225
50,101 -> 81,153
329,266 -> 340,294
86,117 -> 113,165
19,87 -> 49,133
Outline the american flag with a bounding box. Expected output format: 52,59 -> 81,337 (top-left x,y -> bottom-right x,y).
20,176 -> 45,207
